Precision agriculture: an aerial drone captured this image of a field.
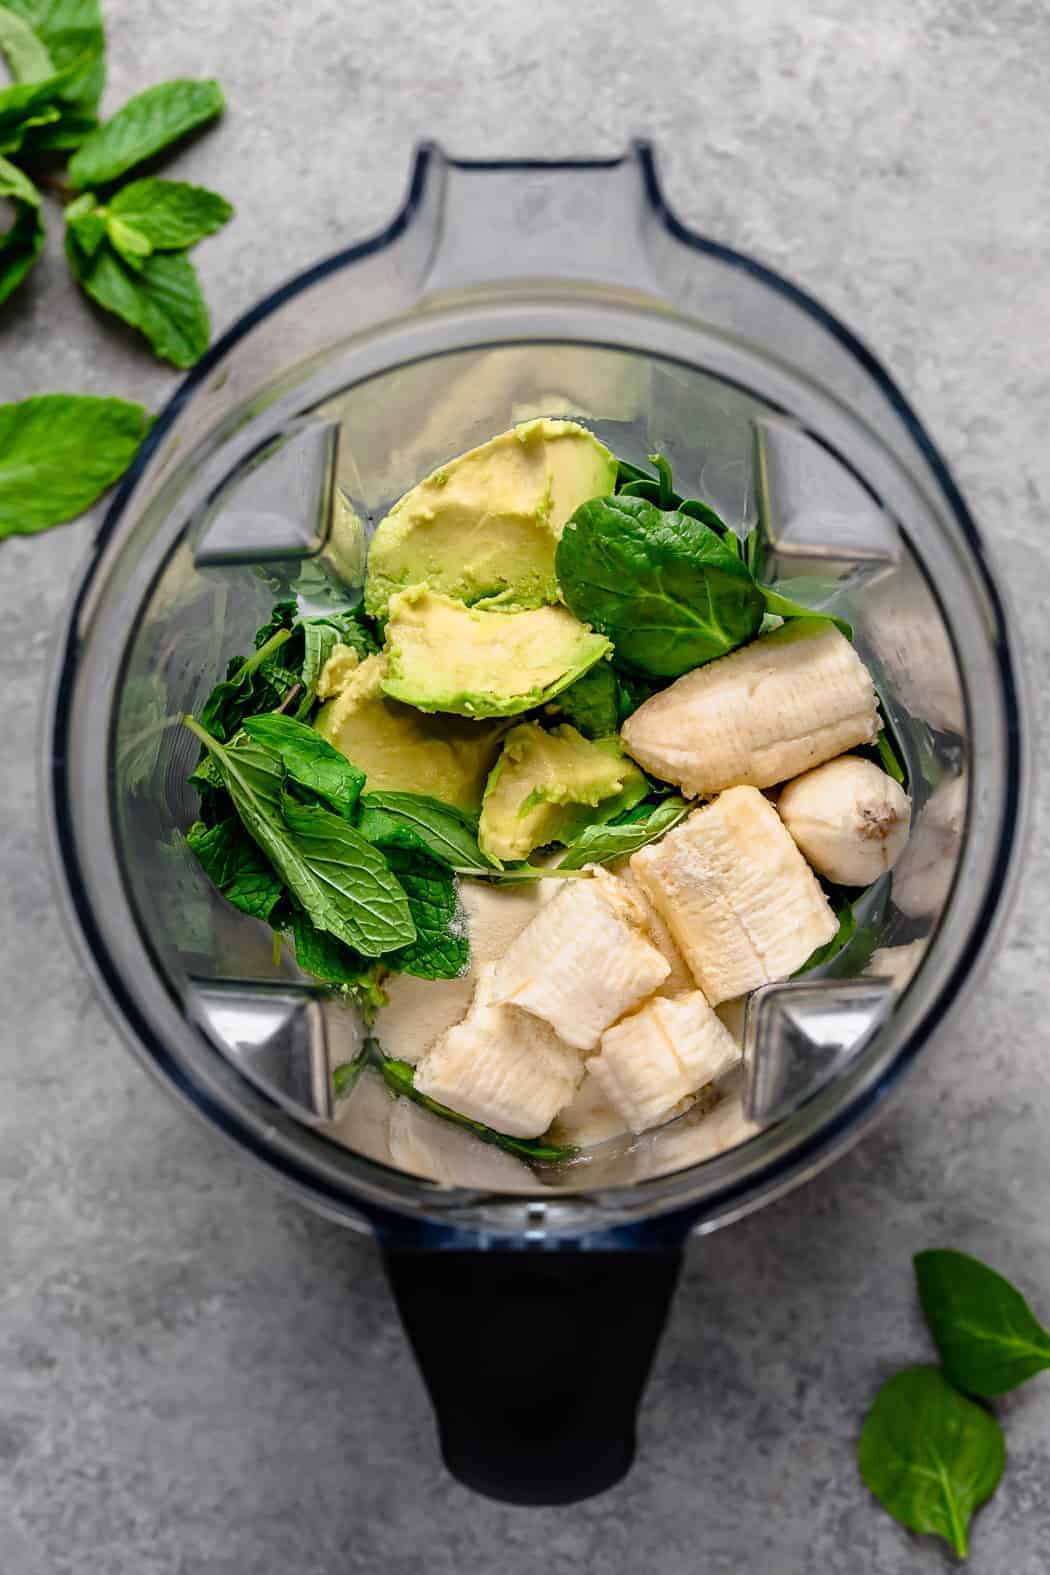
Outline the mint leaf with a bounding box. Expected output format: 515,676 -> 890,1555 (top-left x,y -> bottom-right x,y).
0,70 -> 63,151
915,1249 -> 1050,1398
357,791 -> 494,873
381,846 -> 467,981
105,212 -> 150,265
0,393 -> 149,538
186,817 -> 283,923
108,178 -> 232,250
67,234 -> 209,367
64,189 -> 104,254
0,153 -> 42,305
3,0 -> 105,113
196,624 -> 294,743
69,77 -> 223,187
291,912 -> 387,1013
242,713 -> 365,818
0,3 -> 53,79
858,1366 -> 1005,1559
186,720 -> 416,957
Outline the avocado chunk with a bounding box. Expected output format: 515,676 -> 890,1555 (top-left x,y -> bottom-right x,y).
364,418 -> 617,617
479,723 -> 649,862
314,653 -> 505,812
382,587 -> 612,719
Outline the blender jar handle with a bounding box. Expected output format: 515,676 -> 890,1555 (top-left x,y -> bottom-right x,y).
413,142 -> 666,299
382,1236 -> 683,1505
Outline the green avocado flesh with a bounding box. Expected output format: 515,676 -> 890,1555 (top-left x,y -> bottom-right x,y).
479,722 -> 649,862
364,418 -> 617,617
314,653 -> 506,813
381,587 -> 612,720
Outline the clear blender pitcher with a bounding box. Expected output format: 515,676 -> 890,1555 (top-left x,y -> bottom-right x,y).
47,144 -> 1025,1505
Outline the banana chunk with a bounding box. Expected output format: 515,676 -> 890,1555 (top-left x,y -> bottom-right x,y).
778,755 -> 910,886
631,786 -> 838,1005
621,622 -> 879,796
588,991 -> 742,1134
488,867 -> 671,1050
414,964 -> 581,1138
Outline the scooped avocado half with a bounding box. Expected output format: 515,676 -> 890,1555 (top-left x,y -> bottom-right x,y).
364,418 -> 617,618
381,587 -> 612,719
479,722 -> 649,862
314,652 -> 506,813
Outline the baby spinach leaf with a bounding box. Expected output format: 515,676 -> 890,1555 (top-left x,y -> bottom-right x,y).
616,452 -> 732,535
557,796 -> 691,870
876,717 -> 907,786
357,791 -> 494,873
914,1250 -> 1050,1398
759,582 -> 852,640
858,1366 -> 1005,1559
185,817 -> 283,922
378,1056 -> 577,1166
108,178 -> 232,250
242,714 -> 364,817
184,719 -> 415,957
69,77 -> 224,187
382,847 -> 468,981
556,494 -> 765,678
0,393 -> 149,538
614,667 -> 660,724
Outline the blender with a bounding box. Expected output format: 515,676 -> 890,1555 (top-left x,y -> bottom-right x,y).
46,143 -> 1025,1505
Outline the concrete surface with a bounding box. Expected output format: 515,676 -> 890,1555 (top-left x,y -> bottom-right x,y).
3,1 -> 1049,1570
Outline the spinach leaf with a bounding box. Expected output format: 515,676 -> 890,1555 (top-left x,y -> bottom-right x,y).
290,912 -> 387,1014
357,791 -> 494,873
759,582 -> 852,640
858,1366 -> 1005,1559
793,899 -> 857,976
915,1250 -> 1050,1398
614,668 -> 660,723
382,847 -> 468,981
556,494 -> 765,678
616,452 -> 731,535
378,1056 -> 576,1166
557,796 -> 691,870
184,719 -> 415,957
69,78 -> 224,187
876,720 -> 907,786
0,153 -> 43,306
243,714 -> 364,817
0,394 -> 149,539
185,817 -> 283,922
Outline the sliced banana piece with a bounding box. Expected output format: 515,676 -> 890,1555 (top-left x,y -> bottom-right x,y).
617,866 -> 695,996
621,622 -> 879,796
414,963 -> 581,1138
588,991 -> 742,1134
374,877 -> 559,1064
631,786 -> 838,1005
387,1097 -> 539,1190
642,1071 -> 760,1179
778,755 -> 911,886
488,867 -> 670,1050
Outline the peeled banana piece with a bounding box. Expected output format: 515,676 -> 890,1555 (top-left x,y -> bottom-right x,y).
631,786 -> 838,1005
488,867 -> 670,1050
621,621 -> 879,796
414,963 -> 581,1137
778,755 -> 911,886
588,990 -> 742,1134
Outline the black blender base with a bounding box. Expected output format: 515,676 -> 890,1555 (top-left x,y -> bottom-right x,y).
384,1247 -> 682,1506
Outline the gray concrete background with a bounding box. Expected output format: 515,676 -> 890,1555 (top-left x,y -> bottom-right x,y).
2,1 -> 1049,1569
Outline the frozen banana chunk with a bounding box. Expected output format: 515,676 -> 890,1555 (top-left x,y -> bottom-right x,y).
631,786 -> 838,1005
588,991 -> 742,1134
414,964 -> 581,1138
617,867 -> 695,996
387,1098 -> 540,1190
488,867 -> 670,1050
621,621 -> 879,796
